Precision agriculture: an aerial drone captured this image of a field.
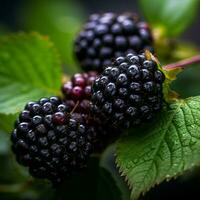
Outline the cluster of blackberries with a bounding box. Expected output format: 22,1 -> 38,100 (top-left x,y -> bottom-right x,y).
11,12 -> 165,185
62,71 -> 120,150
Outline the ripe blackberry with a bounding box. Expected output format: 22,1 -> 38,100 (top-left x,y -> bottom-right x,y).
74,12 -> 153,72
70,112 -> 119,151
91,52 -> 165,128
62,72 -> 121,151
11,97 -> 93,185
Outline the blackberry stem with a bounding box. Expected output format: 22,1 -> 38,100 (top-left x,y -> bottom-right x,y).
163,55 -> 200,71
66,101 -> 80,118
70,101 -> 80,115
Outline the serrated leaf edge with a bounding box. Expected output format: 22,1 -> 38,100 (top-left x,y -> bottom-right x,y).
115,97 -> 200,200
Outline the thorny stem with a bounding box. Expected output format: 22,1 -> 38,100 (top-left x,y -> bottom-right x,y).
163,55 -> 200,71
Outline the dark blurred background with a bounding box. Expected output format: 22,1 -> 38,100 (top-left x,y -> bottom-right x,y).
0,0 -> 200,44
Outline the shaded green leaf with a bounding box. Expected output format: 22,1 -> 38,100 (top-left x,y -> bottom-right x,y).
0,130 -> 9,154
116,96 -> 200,199
97,168 -> 123,200
98,145 -> 130,200
0,33 -> 62,115
140,0 -> 200,36
172,64 -> 200,98
0,114 -> 17,133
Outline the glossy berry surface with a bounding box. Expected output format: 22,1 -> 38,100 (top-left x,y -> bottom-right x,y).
91,52 -> 165,128
62,72 -> 120,151
62,71 -> 98,113
11,97 -> 92,185
74,13 -> 153,72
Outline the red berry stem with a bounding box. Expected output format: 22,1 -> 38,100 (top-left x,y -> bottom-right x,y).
163,55 -> 200,71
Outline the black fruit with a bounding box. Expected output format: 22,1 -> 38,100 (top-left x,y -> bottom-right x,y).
74,13 -> 153,72
11,97 -> 93,185
91,52 -> 165,128
62,72 -> 121,151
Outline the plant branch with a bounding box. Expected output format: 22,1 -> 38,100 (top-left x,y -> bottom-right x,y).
70,101 -> 79,115
163,55 -> 200,71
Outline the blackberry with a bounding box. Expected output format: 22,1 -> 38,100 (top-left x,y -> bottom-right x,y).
11,97 -> 93,185
62,72 -> 121,151
74,13 -> 153,72
62,71 -> 98,112
91,52 -> 165,128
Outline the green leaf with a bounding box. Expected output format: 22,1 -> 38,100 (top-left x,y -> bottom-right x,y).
0,114 -> 17,133
0,130 -> 9,154
97,168 -> 124,200
116,96 -> 200,200
139,0 -> 200,36
172,64 -> 200,98
0,33 -> 62,115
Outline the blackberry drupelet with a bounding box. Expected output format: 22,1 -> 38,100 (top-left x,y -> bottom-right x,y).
62,71 -> 98,113
91,52 -> 165,128
11,97 -> 92,185
62,72 -> 120,151
74,13 -> 153,72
